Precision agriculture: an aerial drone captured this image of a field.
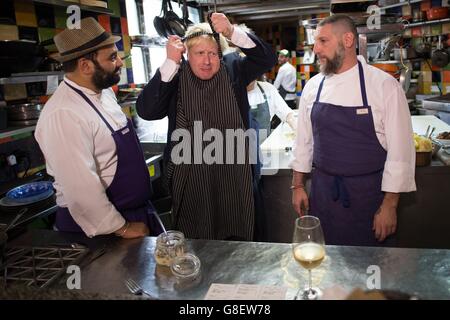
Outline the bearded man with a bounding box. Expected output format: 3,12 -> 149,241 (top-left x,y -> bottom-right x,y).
290,14 -> 416,246
35,18 -> 163,238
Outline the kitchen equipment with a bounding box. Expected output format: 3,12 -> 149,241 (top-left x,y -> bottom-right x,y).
6,181 -> 53,204
415,38 -> 431,57
125,278 -> 155,298
0,245 -> 88,288
170,253 -> 201,285
431,36 -> 449,68
416,151 -> 432,166
0,189 -> 54,207
8,119 -> 38,126
426,7 -> 448,21
6,103 -> 44,121
0,39 -> 54,77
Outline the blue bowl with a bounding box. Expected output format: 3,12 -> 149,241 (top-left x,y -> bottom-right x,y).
6,181 -> 54,203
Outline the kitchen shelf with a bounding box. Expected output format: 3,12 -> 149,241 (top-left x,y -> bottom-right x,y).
0,72 -> 64,85
379,0 -> 422,12
33,0 -> 113,15
406,17 -> 450,28
0,125 -> 36,140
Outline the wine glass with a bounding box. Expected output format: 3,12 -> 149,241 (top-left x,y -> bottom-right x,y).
292,215 -> 326,300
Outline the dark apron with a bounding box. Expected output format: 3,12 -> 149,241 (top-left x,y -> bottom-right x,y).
250,83 -> 271,143
309,61 -> 394,246
278,86 -> 296,100
55,82 -> 163,236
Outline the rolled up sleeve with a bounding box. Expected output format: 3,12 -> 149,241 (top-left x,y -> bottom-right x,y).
381,78 -> 417,192
289,87 -> 314,173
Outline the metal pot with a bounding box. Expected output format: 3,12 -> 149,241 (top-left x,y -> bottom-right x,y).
0,39 -> 54,76
6,103 -> 43,121
431,36 -> 449,68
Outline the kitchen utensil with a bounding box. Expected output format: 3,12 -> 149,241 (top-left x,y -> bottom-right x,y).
124,278 -> 155,298
6,181 -> 53,202
426,7 -> 448,21
415,38 -> 431,57
0,189 -> 54,207
431,36 -> 449,68
6,103 -> 44,121
0,39 -> 54,76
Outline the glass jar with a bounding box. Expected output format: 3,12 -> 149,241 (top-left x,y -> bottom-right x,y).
154,231 -> 186,267
170,253 -> 201,284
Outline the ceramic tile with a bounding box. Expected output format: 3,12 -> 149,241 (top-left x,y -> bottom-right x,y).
120,17 -> 128,35
98,15 -> 111,32
107,0 -> 121,17
35,3 -> 55,28
0,0 -> 16,25
0,24 -> 19,40
122,34 -> 130,53
14,0 -> 37,27
110,16 -> 121,34
119,0 -> 127,17
126,68 -> 133,84
54,6 -> 67,29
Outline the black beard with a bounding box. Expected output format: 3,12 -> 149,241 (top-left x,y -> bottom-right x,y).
320,44 -> 345,75
92,60 -> 121,90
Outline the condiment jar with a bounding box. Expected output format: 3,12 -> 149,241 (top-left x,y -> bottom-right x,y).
154,231 -> 186,267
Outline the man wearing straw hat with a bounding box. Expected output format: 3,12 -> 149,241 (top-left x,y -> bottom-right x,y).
35,17 -> 163,238
137,13 -> 277,241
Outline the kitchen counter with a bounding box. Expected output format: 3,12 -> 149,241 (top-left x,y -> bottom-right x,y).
260,116 -> 450,248
5,229 -> 450,300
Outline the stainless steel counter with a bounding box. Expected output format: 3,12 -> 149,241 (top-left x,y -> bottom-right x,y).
11,230 -> 448,300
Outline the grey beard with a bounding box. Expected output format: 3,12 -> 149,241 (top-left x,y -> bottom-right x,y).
320,47 -> 345,75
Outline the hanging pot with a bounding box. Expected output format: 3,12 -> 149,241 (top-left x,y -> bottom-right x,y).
0,38 -> 55,76
431,36 -> 449,68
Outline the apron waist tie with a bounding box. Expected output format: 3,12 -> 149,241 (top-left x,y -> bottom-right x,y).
332,176 -> 351,208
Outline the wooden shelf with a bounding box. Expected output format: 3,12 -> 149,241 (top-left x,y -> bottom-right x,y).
33,0 -> 113,15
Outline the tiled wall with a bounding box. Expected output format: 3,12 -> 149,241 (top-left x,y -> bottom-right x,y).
0,0 -> 134,183
251,13 -> 329,95
0,0 -> 133,85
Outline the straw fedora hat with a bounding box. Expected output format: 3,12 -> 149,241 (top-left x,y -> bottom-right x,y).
53,17 -> 121,63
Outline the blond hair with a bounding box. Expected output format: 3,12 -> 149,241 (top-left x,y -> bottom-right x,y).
184,23 -> 229,52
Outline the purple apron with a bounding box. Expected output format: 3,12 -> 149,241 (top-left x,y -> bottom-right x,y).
310,61 -> 394,246
55,82 -> 163,236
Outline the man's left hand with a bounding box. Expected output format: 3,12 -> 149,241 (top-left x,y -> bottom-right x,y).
372,204 -> 397,242
210,13 -> 234,39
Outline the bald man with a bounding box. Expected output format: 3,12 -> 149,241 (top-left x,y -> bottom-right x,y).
290,14 -> 416,246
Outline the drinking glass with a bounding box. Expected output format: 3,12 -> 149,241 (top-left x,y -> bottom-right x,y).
292,215 -> 326,300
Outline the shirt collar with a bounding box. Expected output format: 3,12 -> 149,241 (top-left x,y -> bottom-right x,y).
64,76 -> 102,98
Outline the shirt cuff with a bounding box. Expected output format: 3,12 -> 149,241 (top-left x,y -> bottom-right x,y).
90,211 -> 126,237
289,155 -> 312,173
381,160 -> 417,193
230,26 -> 256,49
160,59 -> 180,82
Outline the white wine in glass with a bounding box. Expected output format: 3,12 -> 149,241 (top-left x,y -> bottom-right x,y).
292,216 -> 325,300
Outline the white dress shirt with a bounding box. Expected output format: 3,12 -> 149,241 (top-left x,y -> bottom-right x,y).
274,62 -> 297,101
247,81 -> 292,122
290,56 -> 416,193
35,77 -> 127,237
159,26 -> 257,82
